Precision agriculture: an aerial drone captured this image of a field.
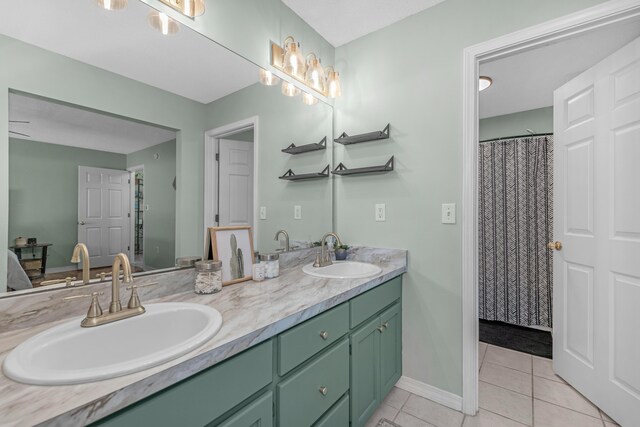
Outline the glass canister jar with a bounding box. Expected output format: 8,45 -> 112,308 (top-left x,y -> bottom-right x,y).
259,253 -> 280,279
194,260 -> 222,294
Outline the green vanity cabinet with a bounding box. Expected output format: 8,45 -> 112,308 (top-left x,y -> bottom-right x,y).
216,391 -> 272,427
91,276 -> 403,427
350,279 -> 403,427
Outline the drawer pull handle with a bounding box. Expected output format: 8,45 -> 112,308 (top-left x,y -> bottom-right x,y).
319,386 -> 328,396
319,331 -> 329,340
377,326 -> 385,333
382,322 -> 389,329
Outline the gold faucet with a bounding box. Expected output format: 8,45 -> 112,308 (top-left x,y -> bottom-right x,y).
313,232 -> 343,268
110,253 -> 133,313
70,253 -> 147,327
70,243 -> 91,285
274,229 -> 290,252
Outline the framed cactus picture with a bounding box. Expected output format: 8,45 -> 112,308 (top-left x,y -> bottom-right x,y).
207,226 -> 255,286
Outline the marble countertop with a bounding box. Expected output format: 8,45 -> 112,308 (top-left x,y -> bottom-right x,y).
0,247 -> 407,427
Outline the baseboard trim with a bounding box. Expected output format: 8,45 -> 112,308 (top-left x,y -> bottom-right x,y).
396,376 -> 462,411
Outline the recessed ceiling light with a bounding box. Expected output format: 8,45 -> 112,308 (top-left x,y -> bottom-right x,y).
96,0 -> 128,11
479,76 -> 493,91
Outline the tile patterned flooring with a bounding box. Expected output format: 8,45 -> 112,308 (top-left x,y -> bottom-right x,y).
368,343 -> 620,427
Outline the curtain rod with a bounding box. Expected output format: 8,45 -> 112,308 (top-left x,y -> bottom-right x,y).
479,132 -> 553,143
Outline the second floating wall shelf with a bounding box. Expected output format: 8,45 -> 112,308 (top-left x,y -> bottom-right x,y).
279,165 -> 330,181
334,124 -> 390,145
332,157 -> 394,176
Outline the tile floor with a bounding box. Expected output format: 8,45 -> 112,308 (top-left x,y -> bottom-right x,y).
367,343 -> 620,427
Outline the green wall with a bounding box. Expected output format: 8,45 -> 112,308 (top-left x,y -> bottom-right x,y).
479,107 -> 553,141
8,139 -> 126,268
0,34 -> 207,291
205,83 -> 333,252
333,0 -> 605,396
127,139 -> 177,269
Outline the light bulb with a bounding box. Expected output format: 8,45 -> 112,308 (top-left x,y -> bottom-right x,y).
479,76 -> 493,91
305,57 -> 325,93
281,81 -> 301,97
181,0 -> 205,17
259,69 -> 281,86
327,70 -> 342,98
302,93 -> 319,106
283,41 -> 305,79
148,11 -> 179,36
97,0 -> 127,10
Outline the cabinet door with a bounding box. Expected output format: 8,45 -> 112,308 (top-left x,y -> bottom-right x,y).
216,391 -> 272,427
379,303 -> 402,398
350,317 -> 381,427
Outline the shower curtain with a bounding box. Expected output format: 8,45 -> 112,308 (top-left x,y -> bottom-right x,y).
478,135 -> 553,328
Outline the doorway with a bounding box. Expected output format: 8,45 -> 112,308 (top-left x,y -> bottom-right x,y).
204,117 -> 259,242
128,165 -> 144,267
461,2 -> 640,422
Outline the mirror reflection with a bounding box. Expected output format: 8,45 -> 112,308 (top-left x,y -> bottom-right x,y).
2,0 -> 333,296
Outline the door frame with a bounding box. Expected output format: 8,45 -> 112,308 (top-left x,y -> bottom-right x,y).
203,116 -> 259,249
461,0 -> 640,415
127,164 -> 144,263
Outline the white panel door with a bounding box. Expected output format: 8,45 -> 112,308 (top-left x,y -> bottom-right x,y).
78,166 -> 130,268
553,37 -> 640,426
218,139 -> 254,227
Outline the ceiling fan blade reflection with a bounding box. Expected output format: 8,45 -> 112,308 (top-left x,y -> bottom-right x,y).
9,130 -> 31,137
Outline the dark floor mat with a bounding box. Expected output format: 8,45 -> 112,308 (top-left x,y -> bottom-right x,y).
480,319 -> 552,358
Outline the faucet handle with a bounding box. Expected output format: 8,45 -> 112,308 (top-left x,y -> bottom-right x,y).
125,282 -> 157,309
96,272 -> 109,281
63,292 -> 104,318
313,251 -> 322,268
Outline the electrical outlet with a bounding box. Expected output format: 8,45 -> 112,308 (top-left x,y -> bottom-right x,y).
294,205 -> 302,220
375,204 -> 386,222
259,206 -> 267,220
442,203 -> 456,224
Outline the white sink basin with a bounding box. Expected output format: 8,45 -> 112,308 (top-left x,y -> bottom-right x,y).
3,302 -> 222,385
303,261 -> 382,279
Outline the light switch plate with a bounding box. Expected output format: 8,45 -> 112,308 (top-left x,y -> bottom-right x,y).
442,203 -> 456,224
375,204 -> 386,222
294,205 -> 302,220
259,206 -> 267,220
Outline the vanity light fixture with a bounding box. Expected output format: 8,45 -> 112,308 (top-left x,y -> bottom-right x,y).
302,92 -> 319,106
148,11 -> 179,35
281,81 -> 301,97
479,76 -> 493,91
262,35 -> 343,104
326,67 -> 342,98
96,0 -> 128,11
156,0 -> 205,18
259,69 -> 281,86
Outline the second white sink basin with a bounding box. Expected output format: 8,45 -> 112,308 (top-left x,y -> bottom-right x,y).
3,302 -> 222,385
303,261 -> 382,279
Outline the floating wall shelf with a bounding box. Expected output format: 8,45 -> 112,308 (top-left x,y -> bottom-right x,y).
334,124 -> 390,145
279,165 -> 330,181
332,157 -> 394,176
281,137 -> 327,155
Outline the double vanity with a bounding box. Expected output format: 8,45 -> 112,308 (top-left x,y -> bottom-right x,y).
0,247 -> 406,426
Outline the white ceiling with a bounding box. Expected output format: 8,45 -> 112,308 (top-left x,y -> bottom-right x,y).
0,0 -> 258,104
9,93 -> 176,154
479,17 -> 640,119
282,0 -> 447,47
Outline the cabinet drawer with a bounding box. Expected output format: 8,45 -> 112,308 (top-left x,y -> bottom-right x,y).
277,339 -> 349,427
350,276 -> 402,328
92,341 -> 273,427
314,394 -> 349,427
216,391 -> 272,427
278,303 -> 349,375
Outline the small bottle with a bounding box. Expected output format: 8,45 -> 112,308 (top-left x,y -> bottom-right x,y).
259,253 -> 280,279
194,260 -> 222,294
252,262 -> 265,282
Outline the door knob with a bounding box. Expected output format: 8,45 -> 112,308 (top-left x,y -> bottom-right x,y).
319,386 -> 328,396
547,241 -> 562,251
78,221 -> 86,225
319,331 -> 329,340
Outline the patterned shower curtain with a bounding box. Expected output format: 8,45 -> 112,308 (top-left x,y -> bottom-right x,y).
478,135 -> 553,328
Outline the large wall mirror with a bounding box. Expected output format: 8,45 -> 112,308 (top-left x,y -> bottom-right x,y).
1,0 -> 333,296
